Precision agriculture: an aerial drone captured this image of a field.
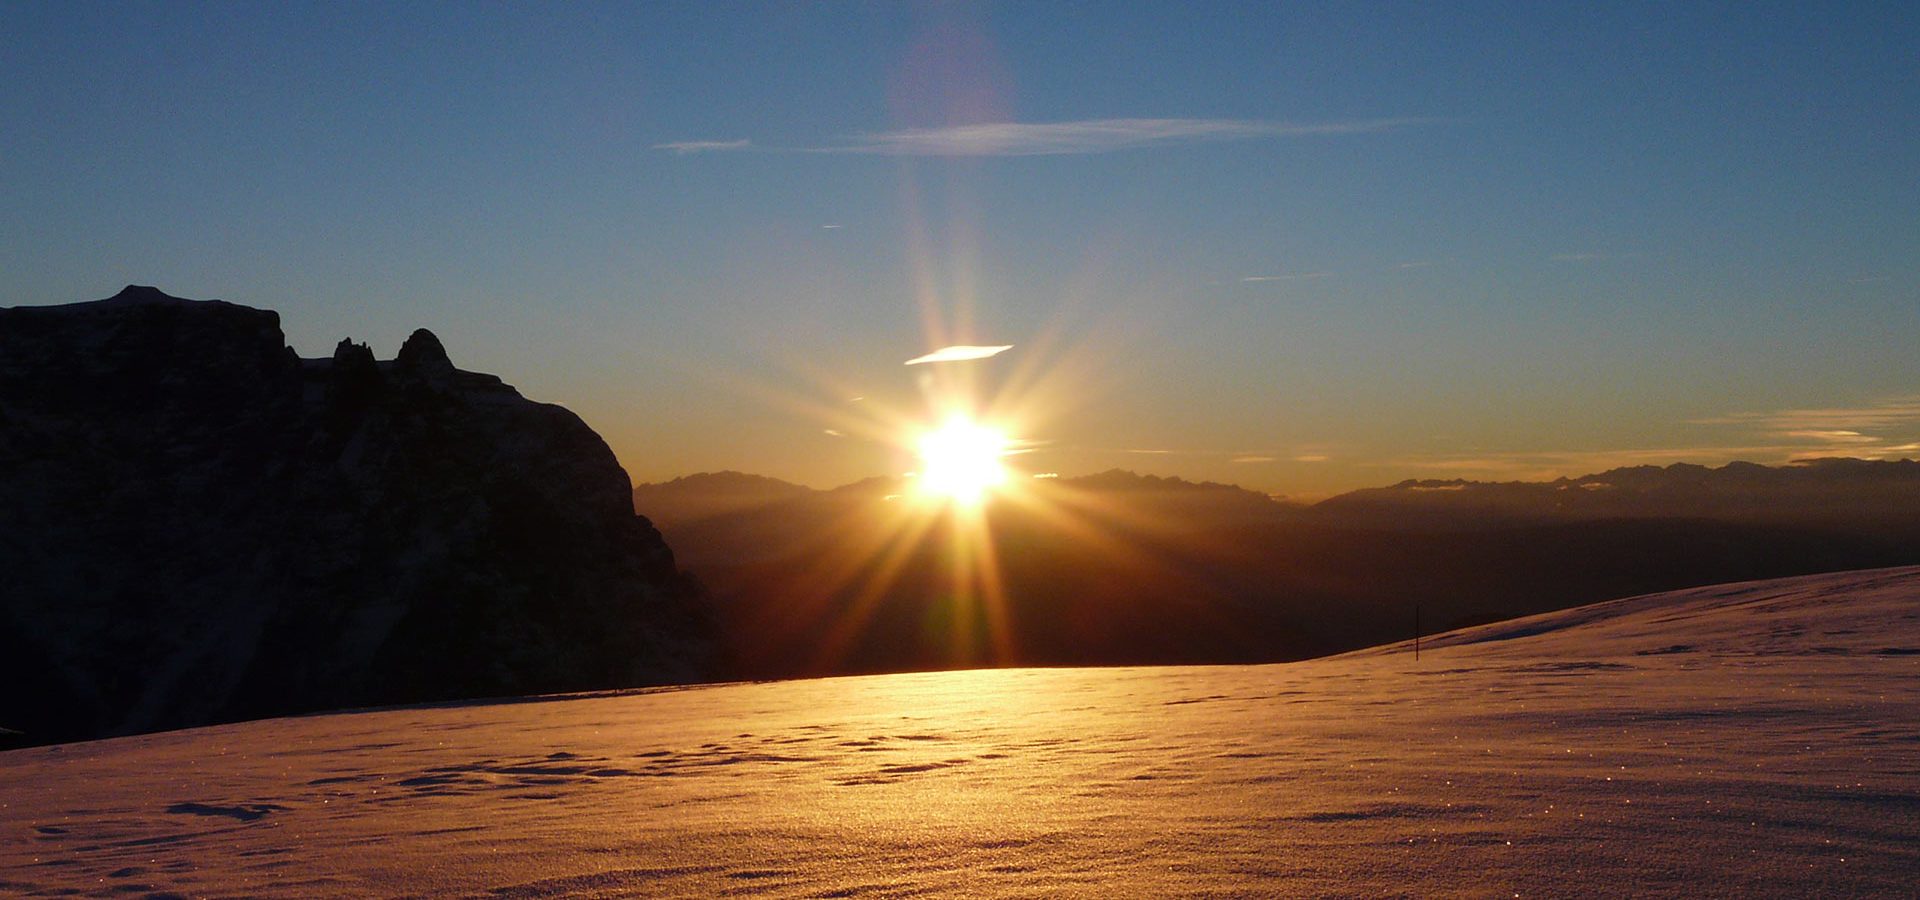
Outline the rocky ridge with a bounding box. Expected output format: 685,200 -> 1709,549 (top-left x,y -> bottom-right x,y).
0,286 -> 711,745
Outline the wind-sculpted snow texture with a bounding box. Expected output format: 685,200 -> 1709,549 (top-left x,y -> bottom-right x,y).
3,568 -> 1917,896
0,287 -> 710,744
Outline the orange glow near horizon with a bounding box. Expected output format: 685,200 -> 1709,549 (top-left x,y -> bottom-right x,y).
701,336 -> 1210,678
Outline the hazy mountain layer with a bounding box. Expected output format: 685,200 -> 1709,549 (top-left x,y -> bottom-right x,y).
4,567 -> 1915,896
632,467 -> 1920,679
0,286 -> 711,745
1313,458 -> 1920,531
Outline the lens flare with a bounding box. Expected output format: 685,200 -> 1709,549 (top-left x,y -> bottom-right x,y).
916,415 -> 1008,505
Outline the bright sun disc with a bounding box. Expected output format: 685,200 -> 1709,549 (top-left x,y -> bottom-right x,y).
916,415 -> 1008,505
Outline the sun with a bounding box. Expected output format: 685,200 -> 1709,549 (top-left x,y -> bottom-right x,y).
915,414 -> 1009,506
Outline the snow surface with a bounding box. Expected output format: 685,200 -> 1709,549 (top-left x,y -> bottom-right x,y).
5,567 -> 1919,897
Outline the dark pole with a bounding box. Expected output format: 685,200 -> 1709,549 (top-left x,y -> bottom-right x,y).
1414,603 -> 1421,662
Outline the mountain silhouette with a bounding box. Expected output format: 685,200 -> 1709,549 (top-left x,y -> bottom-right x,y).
1310,459 -> 1920,532
635,462 -> 1920,679
0,287 -> 713,745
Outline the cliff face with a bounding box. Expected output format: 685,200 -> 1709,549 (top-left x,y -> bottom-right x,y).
0,286 -> 711,745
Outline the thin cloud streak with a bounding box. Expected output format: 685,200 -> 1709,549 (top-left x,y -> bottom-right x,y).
904,344 -> 1014,366
1378,446 -> 1826,483
1376,396 -> 1920,483
1783,430 -> 1878,444
652,139 -> 751,155
1242,272 -> 1331,282
1078,446 -> 1327,462
1692,396 -> 1920,433
815,117 -> 1431,157
1386,441 -> 1920,483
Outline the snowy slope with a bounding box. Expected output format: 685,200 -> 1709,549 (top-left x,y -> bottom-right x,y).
4,567 -> 1918,897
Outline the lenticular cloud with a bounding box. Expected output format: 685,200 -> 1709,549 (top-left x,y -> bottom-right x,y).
904,345 -> 1013,365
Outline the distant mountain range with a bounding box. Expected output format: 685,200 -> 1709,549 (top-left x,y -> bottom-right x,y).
637,468 -> 1291,528
641,459 -> 1920,535
636,461 -> 1920,679
1312,458 -> 1920,531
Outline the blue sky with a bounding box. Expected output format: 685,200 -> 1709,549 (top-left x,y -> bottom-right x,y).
4,2 -> 1916,494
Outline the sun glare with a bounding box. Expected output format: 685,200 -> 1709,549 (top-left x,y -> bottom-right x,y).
916,415 -> 1009,505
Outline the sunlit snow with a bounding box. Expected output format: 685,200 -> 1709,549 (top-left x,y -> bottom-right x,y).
4,567 -> 1917,896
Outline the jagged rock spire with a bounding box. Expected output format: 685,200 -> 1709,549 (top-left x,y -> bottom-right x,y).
332,337 -> 374,364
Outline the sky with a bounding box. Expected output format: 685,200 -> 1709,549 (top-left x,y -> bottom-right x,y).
4,2 -> 1917,497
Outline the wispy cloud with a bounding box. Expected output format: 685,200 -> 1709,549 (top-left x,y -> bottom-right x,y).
1384,396 -> 1920,482
1377,445 -> 1818,482
1080,446 -> 1331,463
1242,272 -> 1332,283
652,139 -> 750,155
1550,251 -> 1660,263
814,117 -> 1429,157
904,344 -> 1014,366
1782,430 -> 1878,444
1692,396 -> 1920,434
1695,397 -> 1920,461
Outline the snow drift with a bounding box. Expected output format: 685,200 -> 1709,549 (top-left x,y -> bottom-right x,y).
3,566 -> 1916,896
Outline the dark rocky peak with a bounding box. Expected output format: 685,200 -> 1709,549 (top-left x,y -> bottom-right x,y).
328,338 -> 383,409
397,324 -> 453,370
48,285 -> 283,336
1,284 -> 292,396
1,287 -> 713,746
98,284 -> 184,306
395,327 -> 455,379
332,337 -> 378,370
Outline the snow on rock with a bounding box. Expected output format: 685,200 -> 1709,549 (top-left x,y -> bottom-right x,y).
3,567 -> 1917,896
